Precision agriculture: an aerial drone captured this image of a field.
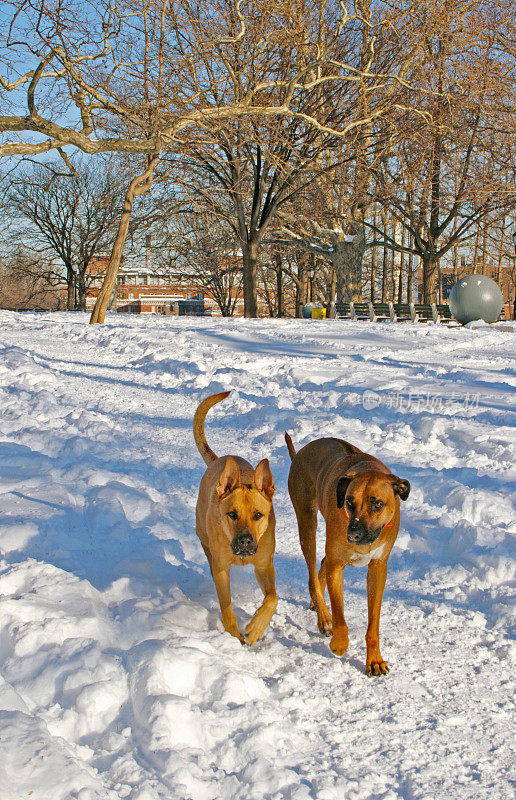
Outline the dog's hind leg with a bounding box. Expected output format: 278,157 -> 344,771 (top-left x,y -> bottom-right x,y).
309,556 -> 327,609
293,500 -> 332,635
317,556 -> 327,599
245,560 -> 278,645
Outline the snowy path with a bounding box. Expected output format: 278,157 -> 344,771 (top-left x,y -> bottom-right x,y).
0,312 -> 514,800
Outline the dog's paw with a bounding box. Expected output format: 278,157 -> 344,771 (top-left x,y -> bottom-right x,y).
366,660 -> 389,677
245,609 -> 270,645
329,631 -> 349,657
224,624 -> 245,644
316,606 -> 333,636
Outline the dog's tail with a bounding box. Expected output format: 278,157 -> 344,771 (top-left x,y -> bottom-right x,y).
193,391 -> 231,465
284,432 -> 296,461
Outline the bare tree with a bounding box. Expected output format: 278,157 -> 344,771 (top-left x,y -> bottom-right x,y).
0,248 -> 62,310
1,0 -> 431,320
157,211 -> 244,316
366,0 -> 516,302
4,158 -> 124,310
168,0 -> 425,314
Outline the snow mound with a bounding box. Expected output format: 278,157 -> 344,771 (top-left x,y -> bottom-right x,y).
0,311 -> 513,799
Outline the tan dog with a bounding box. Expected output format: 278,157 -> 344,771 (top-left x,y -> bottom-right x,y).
285,434 -> 410,675
194,391 -> 277,644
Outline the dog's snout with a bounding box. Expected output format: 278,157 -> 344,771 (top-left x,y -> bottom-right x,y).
347,518 -> 381,545
231,531 -> 257,556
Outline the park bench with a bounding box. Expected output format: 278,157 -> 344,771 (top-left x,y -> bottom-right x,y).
371,302 -> 395,322
335,301 -> 373,321
334,302 -> 352,319
435,304 -> 456,325
412,303 -> 439,323
392,303 -> 415,322
351,302 -> 374,321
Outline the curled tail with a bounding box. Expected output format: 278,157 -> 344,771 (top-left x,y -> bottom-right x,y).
284,432 -> 296,461
193,391 -> 231,465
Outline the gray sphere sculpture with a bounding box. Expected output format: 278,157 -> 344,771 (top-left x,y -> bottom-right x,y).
449,274 -> 503,325
301,302 -> 314,319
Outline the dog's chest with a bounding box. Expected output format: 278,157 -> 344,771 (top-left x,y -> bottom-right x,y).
349,543 -> 385,568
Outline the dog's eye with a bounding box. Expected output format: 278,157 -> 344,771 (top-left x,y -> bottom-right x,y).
373,500 -> 384,511
346,499 -> 354,508
253,512 -> 263,521
226,511 -> 238,520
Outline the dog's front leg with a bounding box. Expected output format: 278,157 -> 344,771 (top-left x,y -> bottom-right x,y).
212,566 -> 245,644
365,559 -> 389,676
245,560 -> 278,645
326,560 -> 349,657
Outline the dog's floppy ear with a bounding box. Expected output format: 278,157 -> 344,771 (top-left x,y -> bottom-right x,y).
391,476 -> 410,501
336,476 -> 351,508
253,459 -> 276,500
336,464 -> 362,508
217,457 -> 241,497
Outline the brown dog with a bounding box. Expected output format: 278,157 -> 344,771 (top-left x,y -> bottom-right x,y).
194,391 -> 277,644
285,434 -> 410,675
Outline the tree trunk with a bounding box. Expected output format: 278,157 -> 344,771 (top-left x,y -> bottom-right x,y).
275,252 -> 283,317
77,272 -> 87,311
67,267 -> 75,311
472,226 -> 481,274
329,267 -> 337,317
370,251 -> 376,302
90,158 -> 158,325
397,226 -> 404,303
391,217 -> 401,301
407,252 -> 413,303
422,254 -> 438,303
381,247 -> 388,302
370,207 -> 377,301
333,227 -> 365,302
296,252 -> 309,317
241,240 -> 259,318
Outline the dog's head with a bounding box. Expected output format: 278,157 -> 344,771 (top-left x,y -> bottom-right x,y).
336,464 -> 410,546
216,457 -> 275,557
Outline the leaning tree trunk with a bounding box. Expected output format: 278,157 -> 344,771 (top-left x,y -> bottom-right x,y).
241,240 -> 259,318
90,158 -> 158,325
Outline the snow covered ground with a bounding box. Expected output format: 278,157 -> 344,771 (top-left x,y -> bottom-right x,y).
0,311 -> 514,800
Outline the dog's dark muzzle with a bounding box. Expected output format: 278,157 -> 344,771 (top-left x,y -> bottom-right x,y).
231,531 -> 258,557
347,520 -> 381,546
